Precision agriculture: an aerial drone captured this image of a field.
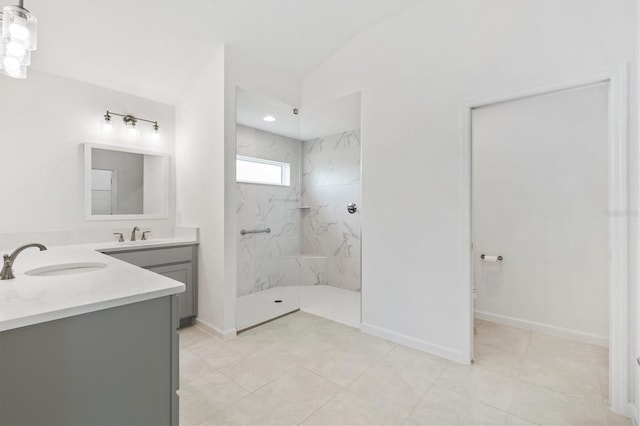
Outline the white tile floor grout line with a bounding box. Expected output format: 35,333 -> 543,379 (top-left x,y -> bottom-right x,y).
295,367 -> 356,425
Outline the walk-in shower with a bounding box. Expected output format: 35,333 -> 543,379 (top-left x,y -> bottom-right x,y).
235,88 -> 362,331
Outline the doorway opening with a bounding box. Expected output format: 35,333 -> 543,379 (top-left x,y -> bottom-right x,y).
463,69 -> 628,416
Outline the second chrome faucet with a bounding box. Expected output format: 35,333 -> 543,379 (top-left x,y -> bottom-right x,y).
114,227 -> 149,243
130,226 -> 140,242
129,227 -> 150,241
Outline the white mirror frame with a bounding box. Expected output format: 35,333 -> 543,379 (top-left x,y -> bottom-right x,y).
83,142 -> 170,221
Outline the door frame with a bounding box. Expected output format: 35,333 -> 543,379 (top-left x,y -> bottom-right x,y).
460,66 -> 629,415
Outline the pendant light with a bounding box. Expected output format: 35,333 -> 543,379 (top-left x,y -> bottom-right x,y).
0,1 -> 38,79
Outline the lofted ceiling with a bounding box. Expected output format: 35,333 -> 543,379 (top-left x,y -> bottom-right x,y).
14,0 -> 419,105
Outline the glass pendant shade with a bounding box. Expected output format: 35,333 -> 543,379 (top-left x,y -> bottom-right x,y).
0,53 -> 26,78
0,40 -> 31,65
151,123 -> 160,141
2,5 -> 38,51
102,114 -> 113,133
126,122 -> 139,138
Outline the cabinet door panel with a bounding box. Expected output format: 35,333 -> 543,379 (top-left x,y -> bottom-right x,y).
101,244 -> 198,326
0,297 -> 176,425
148,264 -> 193,320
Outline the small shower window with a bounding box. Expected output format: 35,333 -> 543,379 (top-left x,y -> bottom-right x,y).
236,156 -> 290,186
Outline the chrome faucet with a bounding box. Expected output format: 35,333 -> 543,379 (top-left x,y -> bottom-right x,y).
130,226 -> 140,242
1,243 -> 48,280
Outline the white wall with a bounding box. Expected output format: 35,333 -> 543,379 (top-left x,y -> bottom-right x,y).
301,0 -> 637,367
0,69 -> 175,237
472,84 -> 609,346
633,2 -> 640,417
175,46 -> 227,335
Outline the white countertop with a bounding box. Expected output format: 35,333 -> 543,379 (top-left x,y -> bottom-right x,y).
0,238 -> 197,332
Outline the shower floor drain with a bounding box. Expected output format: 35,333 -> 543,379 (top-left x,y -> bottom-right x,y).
274,299 -> 283,303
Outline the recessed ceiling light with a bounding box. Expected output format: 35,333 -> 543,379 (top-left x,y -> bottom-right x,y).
263,115 -> 276,122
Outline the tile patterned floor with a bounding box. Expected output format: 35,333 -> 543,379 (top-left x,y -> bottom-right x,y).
178,313 -> 631,426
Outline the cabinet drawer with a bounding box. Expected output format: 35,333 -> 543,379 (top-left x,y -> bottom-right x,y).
109,246 -> 193,268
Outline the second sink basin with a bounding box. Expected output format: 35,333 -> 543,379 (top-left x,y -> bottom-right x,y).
25,262 -> 108,277
117,240 -> 166,246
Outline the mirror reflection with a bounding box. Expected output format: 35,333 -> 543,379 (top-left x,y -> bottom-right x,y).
85,144 -> 168,220
91,149 -> 144,215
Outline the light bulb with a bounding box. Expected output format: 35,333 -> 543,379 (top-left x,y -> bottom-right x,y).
127,125 -> 139,138
5,66 -> 21,77
9,22 -> 29,41
151,123 -> 160,141
0,41 -> 30,67
123,115 -> 138,137
1,61 -> 26,78
102,114 -> 113,133
3,56 -> 20,71
6,42 -> 26,58
263,115 -> 276,122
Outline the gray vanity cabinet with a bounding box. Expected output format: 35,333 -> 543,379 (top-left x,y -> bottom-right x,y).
0,295 -> 180,426
103,244 -> 198,327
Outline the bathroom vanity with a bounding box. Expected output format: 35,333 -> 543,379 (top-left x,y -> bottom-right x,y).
100,243 -> 198,327
0,242 -> 188,426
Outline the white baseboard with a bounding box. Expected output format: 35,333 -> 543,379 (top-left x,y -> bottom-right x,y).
361,322 -> 467,364
474,310 -> 608,347
627,402 -> 637,426
195,318 -> 237,341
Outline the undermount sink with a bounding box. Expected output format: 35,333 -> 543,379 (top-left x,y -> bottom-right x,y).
117,240 -> 166,246
25,262 -> 108,277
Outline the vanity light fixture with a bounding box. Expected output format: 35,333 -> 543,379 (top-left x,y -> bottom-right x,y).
124,115 -> 139,138
102,110 -> 160,141
0,0 -> 38,79
263,115 -> 276,122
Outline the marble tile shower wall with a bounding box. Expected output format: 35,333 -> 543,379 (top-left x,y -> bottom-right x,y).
236,125 -> 301,297
301,130 -> 361,292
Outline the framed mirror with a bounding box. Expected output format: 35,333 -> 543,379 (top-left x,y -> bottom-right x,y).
84,143 -> 169,220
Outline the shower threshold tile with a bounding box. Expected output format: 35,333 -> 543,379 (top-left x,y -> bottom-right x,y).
236,286 -> 300,330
